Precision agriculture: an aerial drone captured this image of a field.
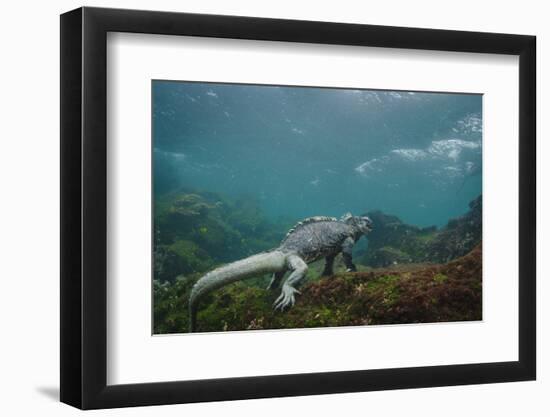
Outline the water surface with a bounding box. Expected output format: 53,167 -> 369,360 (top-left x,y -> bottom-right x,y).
153,81 -> 482,227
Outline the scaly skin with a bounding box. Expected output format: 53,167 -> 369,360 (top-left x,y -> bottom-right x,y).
189,214 -> 373,332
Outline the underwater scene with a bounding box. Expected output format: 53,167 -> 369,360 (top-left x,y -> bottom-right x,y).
152,81 -> 482,334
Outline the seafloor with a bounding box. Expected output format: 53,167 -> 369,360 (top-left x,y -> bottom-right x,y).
153,190 -> 482,334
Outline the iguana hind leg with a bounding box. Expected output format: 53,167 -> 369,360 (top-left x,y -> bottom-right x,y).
273,254 -> 307,311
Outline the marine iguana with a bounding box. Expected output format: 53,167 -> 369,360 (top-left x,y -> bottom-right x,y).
189,213 -> 373,332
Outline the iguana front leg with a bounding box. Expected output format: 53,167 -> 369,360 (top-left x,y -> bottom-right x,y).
321,255 -> 335,276
342,236 -> 357,272
273,254 -> 307,311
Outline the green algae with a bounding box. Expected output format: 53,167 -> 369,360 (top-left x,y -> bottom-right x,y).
433,273 -> 448,283
153,244 -> 482,334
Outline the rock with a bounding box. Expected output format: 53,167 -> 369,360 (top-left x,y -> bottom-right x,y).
153,244 -> 483,333
153,189 -> 290,283
424,195 -> 482,262
170,193 -> 216,217
367,246 -> 411,267
362,195 -> 482,266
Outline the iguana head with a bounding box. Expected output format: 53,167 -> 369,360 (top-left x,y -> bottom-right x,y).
341,213 -> 373,235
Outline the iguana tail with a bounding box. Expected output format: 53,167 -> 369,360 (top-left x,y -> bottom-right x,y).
189,250 -> 287,332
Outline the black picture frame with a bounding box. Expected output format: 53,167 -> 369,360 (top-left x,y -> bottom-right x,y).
60,6 -> 536,410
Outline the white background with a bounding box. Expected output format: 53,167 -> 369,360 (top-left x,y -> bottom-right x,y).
108,33 -> 519,384
0,0 -> 546,416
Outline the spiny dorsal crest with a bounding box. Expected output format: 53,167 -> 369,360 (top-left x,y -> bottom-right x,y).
340,212 -> 353,222
285,216 -> 338,238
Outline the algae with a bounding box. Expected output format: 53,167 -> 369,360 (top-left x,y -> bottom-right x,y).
154,244 -> 482,333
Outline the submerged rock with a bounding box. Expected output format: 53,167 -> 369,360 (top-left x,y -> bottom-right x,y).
366,246 -> 412,267
153,243 -> 482,333
170,193 -> 217,217
153,189 -> 290,283
425,195 -> 482,262
362,195 -> 481,266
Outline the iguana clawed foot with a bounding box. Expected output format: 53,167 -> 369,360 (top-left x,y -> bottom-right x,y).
273,284 -> 301,311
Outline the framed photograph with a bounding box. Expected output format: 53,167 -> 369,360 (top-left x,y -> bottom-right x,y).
60,7 -> 536,409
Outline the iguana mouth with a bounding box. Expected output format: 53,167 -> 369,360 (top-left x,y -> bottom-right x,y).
360,216 -> 373,232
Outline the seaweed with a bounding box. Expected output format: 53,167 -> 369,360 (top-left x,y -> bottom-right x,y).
153,188 -> 290,283
153,244 -> 482,333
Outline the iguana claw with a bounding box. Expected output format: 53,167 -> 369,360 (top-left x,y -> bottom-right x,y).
273,285 -> 301,311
